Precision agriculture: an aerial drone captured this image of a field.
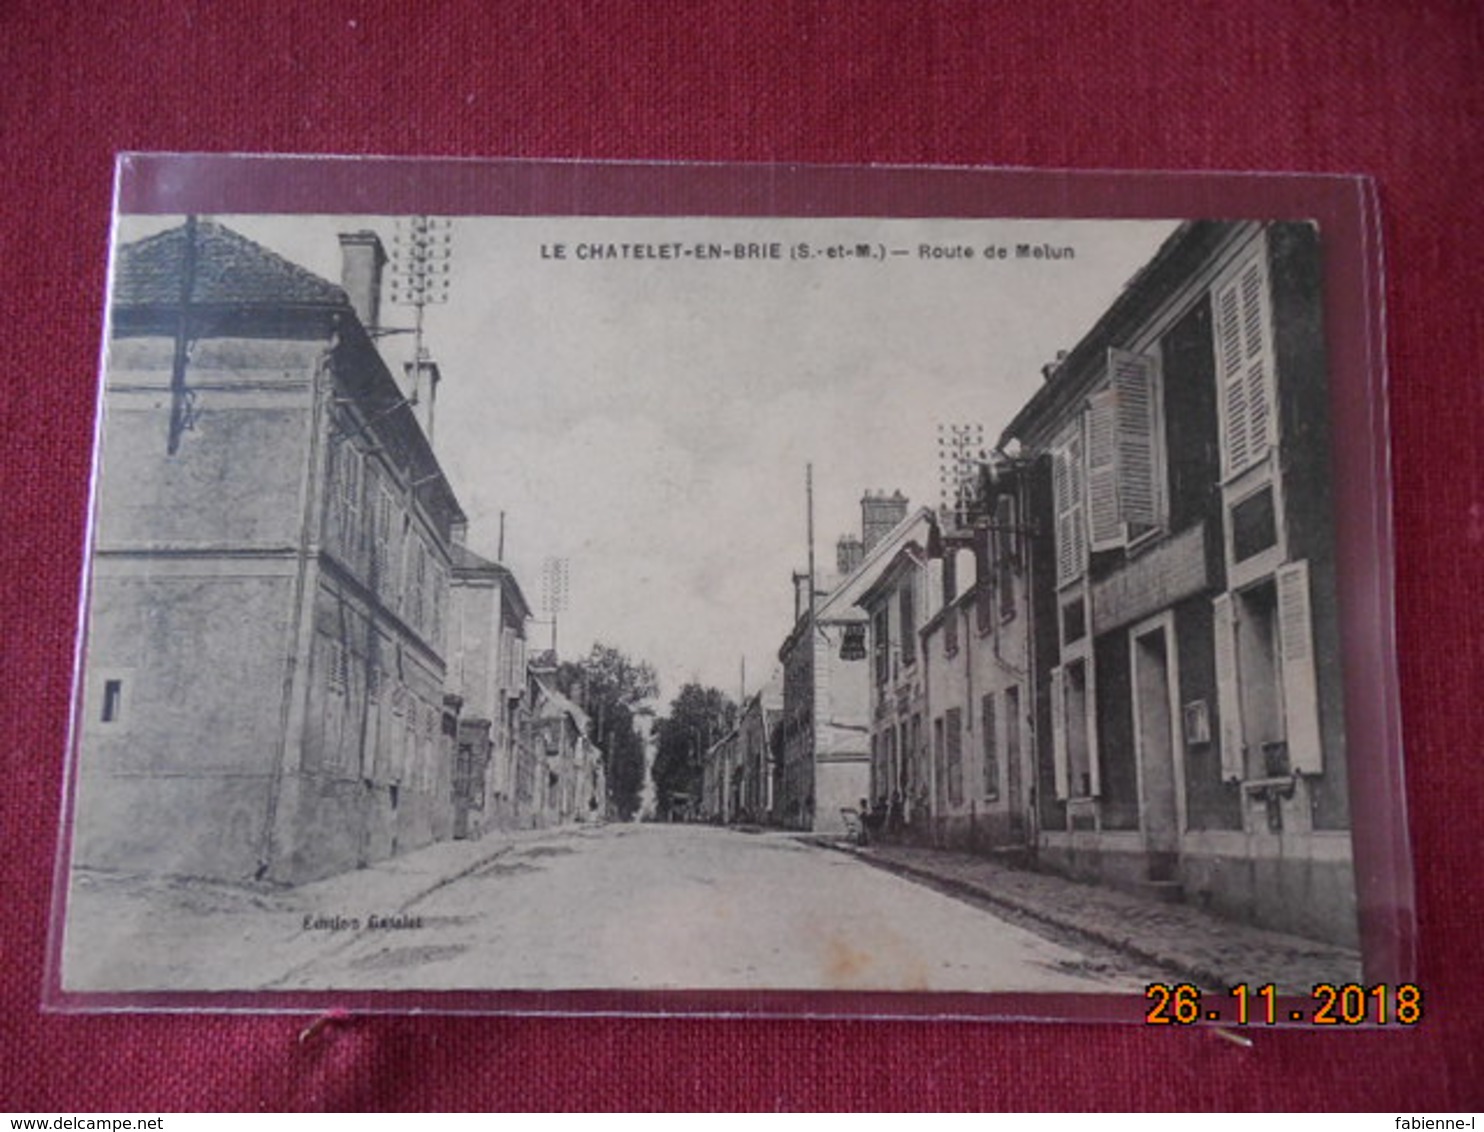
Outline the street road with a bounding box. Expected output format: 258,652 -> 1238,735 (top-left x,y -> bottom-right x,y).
260,823 -> 1148,993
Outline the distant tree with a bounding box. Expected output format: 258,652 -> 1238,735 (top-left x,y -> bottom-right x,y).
652,683 -> 738,820
550,643 -> 659,820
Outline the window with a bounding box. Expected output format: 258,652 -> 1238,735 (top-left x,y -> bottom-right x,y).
1212,560 -> 1323,781
995,494 -> 1018,622
933,717 -> 946,811
1004,686 -> 1021,802
898,581 -> 916,668
1052,424 -> 1087,587
1215,253 -> 1276,480
373,479 -> 396,592
873,607 -> 890,686
1231,484 -> 1278,562
909,713 -> 922,797
1087,348 -> 1163,549
946,707 -> 964,807
884,727 -> 897,801
327,638 -> 349,696
1061,597 -> 1086,645
1054,348 -> 1165,586
334,439 -> 362,552
981,692 -> 999,800
1051,657 -> 1100,799
101,678 -> 124,724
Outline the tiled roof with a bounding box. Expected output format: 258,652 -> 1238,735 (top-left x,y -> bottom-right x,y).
112,219 -> 348,308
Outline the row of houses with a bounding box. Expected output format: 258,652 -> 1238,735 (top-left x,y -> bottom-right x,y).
705,220 -> 1355,947
72,220 -> 603,887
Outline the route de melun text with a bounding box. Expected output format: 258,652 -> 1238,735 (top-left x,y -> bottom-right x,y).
538,240 -> 1078,263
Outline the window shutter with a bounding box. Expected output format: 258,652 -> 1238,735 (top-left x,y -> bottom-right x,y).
1053,446 -> 1075,586
982,692 -> 998,798
1277,560 -> 1323,775
995,494 -> 1017,565
1240,264 -> 1273,459
1215,255 -> 1274,479
1085,388 -> 1121,550
1053,428 -> 1088,586
1068,431 -> 1086,575
1110,347 -> 1161,528
1050,665 -> 1069,800
1084,658 -> 1101,798
996,494 -> 1017,620
1212,592 -> 1244,781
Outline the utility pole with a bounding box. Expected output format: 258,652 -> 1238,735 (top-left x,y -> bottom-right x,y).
389,217 -> 453,442
806,463 -> 818,827
541,556 -> 569,654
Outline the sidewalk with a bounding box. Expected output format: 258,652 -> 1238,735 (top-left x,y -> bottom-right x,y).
824,837 -> 1362,992
62,822 -> 603,992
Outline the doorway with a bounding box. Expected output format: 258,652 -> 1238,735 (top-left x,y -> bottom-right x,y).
1131,618 -> 1181,879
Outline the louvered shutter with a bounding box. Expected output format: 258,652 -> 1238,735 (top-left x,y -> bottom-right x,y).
1068,431 -> 1087,575
1277,560 -> 1323,775
1084,659 -> 1101,798
1110,348 -> 1161,528
1212,592 -> 1244,781
981,692 -> 998,798
1053,444 -> 1077,586
1215,256 -> 1274,479
1085,388 -> 1121,550
1240,265 -> 1273,459
1050,665 -> 1069,800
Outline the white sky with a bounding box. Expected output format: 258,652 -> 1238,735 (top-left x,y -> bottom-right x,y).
114,213 -> 1177,707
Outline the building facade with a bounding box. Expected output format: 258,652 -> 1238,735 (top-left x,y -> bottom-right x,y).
74,220 -> 466,885
774,493 -> 934,833
447,540 -> 532,837
530,677 -> 606,827
736,676 -> 782,824
915,468 -> 1037,854
1001,220 -> 1353,945
856,541 -> 936,838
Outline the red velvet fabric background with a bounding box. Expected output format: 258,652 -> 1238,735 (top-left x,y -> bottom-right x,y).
3,2 -> 1480,1111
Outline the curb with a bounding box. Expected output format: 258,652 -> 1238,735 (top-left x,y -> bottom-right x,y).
822,839 -> 1233,988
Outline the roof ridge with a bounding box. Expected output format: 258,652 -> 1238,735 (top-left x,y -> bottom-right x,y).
113,218 -> 349,309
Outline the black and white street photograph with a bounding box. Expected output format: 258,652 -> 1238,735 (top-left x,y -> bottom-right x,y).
57,204 -> 1367,1000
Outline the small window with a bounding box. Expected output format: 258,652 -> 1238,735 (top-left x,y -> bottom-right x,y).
1062,598 -> 1087,645
872,608 -> 890,686
101,679 -> 123,724
1231,485 -> 1278,562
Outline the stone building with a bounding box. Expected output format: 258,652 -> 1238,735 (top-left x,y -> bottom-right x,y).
530,677 -> 604,827
916,462 -> 1036,854
72,219 -> 466,885
1001,220 -> 1353,945
774,492 -> 934,833
856,539 -> 937,835
447,540 -> 532,837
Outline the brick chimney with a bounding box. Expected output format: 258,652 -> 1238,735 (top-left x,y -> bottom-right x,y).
861,489 -> 909,552
338,230 -> 387,334
793,571 -> 811,623
836,534 -> 864,576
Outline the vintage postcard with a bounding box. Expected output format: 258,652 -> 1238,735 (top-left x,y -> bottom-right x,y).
49,159 -> 1410,1019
